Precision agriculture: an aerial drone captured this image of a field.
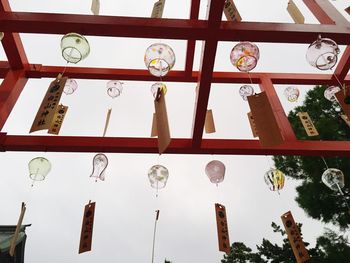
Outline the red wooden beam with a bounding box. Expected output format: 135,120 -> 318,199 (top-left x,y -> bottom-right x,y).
218,21 -> 350,44
0,133 -> 349,157
25,64 -> 350,85
0,69 -> 28,129
259,76 -> 297,141
185,0 -> 200,75
0,61 -> 10,77
0,1 -> 28,69
0,12 -> 349,44
192,0 -> 225,148
303,0 -> 349,25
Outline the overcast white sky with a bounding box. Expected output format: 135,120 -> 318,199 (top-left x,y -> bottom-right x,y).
0,0 -> 349,263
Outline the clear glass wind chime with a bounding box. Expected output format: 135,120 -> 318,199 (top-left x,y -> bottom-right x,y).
320,158 -> 350,213
230,41 -> 259,100
144,42 -> 175,263
306,35 -> 343,102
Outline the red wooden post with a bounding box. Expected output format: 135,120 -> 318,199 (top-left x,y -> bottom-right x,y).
0,69 -> 28,130
0,0 -> 28,69
192,0 -> 225,148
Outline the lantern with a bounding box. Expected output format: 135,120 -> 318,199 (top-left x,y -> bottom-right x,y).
205,160 -> 225,185
144,43 -> 176,77
322,168 -> 345,192
63,79 -> 78,95
61,33 -> 90,64
151,83 -> 167,98
106,80 -> 123,98
284,86 -> 300,102
148,165 -> 169,190
239,85 -> 254,101
324,86 -> 341,102
306,35 -> 340,70
90,153 -> 108,181
230,42 -> 260,72
28,157 -> 51,182
264,168 -> 285,192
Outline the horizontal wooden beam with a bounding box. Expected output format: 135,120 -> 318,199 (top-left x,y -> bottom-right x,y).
0,133 -> 349,157
0,12 -> 349,44
25,64 -> 350,85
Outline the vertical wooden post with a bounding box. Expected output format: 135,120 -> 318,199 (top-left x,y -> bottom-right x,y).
0,69 -> 28,130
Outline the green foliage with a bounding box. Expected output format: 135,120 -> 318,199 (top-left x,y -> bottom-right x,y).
221,222 -> 350,263
273,86 -> 350,229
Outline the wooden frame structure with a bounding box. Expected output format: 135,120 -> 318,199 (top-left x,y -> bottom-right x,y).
0,0 -> 349,156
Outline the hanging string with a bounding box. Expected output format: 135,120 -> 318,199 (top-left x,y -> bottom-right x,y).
151,210 -> 160,263
247,71 -> 254,85
321,156 -> 329,169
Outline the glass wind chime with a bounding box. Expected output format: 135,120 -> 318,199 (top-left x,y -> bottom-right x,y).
29,33 -> 90,135
78,153 -> 108,255
28,157 -> 52,187
230,41 -> 259,100
102,80 -> 123,137
205,160 -> 231,255
147,164 -> 169,263
145,43 -> 175,154
321,164 -> 350,214
306,35 -> 344,102
264,168 -> 285,195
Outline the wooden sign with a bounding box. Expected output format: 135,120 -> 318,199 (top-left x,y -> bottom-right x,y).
247,112 -> 258,137
151,112 -> 157,137
281,211 -> 310,263
48,104 -> 68,135
151,0 -> 165,18
91,0 -> 100,15
154,89 -> 171,154
102,108 -> 112,137
341,114 -> 350,128
215,203 -> 230,254
30,75 -> 67,133
79,201 -> 96,254
247,92 -> 284,147
335,88 -> 350,119
297,112 -> 319,137
345,6 -> 350,15
223,0 -> 242,22
9,202 -> 26,257
205,109 -> 216,134
287,0 -> 305,24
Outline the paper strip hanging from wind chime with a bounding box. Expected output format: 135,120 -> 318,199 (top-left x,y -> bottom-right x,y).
281,211 -> 310,263
247,112 -> 258,137
215,203 -> 230,254
9,202 -> 26,257
48,104 -> 68,135
79,201 -> 96,254
247,92 -> 284,146
287,0 -> 305,24
91,0 -> 100,15
151,113 -> 158,137
223,0 -> 242,22
103,109 -> 112,137
154,88 -> 171,153
205,109 -> 216,134
30,75 -> 68,133
151,0 -> 165,18
297,112 -> 319,136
